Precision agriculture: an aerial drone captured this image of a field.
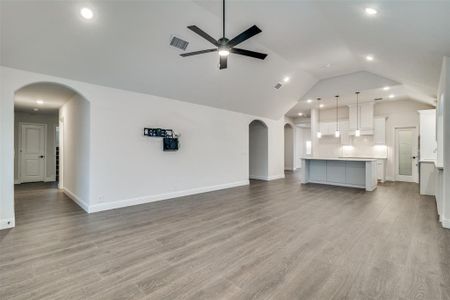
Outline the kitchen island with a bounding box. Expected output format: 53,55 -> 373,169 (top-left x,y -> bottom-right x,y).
300,157 -> 378,191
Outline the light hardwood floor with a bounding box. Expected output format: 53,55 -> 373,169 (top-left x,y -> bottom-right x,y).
1,173 -> 450,300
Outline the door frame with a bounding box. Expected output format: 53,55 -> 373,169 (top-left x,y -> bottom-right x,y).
18,122 -> 47,184
58,117 -> 64,189
394,126 -> 418,183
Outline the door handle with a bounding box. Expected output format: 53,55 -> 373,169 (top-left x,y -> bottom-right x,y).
40,155 -> 45,158
412,156 -> 416,159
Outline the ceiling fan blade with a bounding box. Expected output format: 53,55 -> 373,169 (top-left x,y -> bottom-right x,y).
180,49 -> 217,57
227,25 -> 262,48
230,48 -> 267,60
219,55 -> 228,69
187,25 -> 219,47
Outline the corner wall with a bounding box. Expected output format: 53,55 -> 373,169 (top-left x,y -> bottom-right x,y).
59,94 -> 90,210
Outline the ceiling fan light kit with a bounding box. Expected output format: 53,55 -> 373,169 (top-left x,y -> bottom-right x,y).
180,0 -> 267,69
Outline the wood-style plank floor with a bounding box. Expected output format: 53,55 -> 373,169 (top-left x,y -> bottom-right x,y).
1,173 -> 450,300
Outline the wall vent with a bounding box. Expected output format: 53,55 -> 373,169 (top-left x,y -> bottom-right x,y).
374,97 -> 383,101
169,35 -> 189,51
274,83 -> 282,89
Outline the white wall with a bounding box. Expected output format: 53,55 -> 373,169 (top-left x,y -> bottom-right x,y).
249,121 -> 269,179
59,94 -> 90,210
435,56 -> 450,228
0,66 -> 286,227
14,112 -> 59,183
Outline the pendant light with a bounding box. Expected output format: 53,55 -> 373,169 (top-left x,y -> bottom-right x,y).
355,92 -> 361,137
335,95 -> 340,138
316,97 -> 322,138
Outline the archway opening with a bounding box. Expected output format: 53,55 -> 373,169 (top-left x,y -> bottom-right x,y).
284,123 -> 294,171
249,120 -> 269,181
14,82 -> 90,217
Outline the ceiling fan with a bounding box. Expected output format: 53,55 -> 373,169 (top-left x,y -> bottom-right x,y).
180,0 -> 267,69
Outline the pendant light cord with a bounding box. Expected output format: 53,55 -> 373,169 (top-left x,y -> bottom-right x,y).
223,0 -> 225,38
356,92 -> 360,130
335,95 -> 339,131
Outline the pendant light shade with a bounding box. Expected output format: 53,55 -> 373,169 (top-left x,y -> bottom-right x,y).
317,97 -> 322,139
335,95 -> 340,138
355,91 -> 360,136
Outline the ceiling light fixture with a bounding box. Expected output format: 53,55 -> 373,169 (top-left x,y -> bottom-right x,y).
389,94 -> 395,99
335,95 -> 340,138
36,99 -> 44,105
319,104 -> 324,108
218,48 -> 230,57
283,76 -> 290,83
366,55 -> 374,61
355,92 -> 361,137
80,7 -> 94,20
307,99 -> 313,103
298,112 -> 303,116
383,86 -> 390,91
365,7 -> 378,16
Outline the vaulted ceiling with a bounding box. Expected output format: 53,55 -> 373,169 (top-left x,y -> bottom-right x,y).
1,1 -> 449,119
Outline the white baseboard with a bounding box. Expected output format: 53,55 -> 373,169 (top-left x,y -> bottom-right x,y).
89,180 -> 249,213
44,176 -> 56,182
250,174 -> 285,181
14,179 -> 21,184
441,218 -> 450,229
0,218 -> 15,230
63,188 -> 89,213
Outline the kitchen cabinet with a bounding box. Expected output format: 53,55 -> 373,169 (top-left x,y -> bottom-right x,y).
418,109 -> 437,161
319,121 -> 337,136
374,117 -> 386,145
376,159 -> 386,182
349,102 -> 374,134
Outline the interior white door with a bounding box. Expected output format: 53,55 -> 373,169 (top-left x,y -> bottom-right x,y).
20,123 -> 46,183
395,127 -> 418,182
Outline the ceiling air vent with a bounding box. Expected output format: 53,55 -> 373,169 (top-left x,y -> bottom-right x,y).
169,35 -> 189,51
274,83 -> 282,89
374,97 -> 383,101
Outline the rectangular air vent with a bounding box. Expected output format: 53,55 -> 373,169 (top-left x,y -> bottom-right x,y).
374,97 -> 383,101
274,83 -> 282,89
170,35 -> 189,51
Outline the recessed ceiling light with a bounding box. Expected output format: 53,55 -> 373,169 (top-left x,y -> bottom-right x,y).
306,99 -> 313,103
389,94 -> 395,99
298,112 -> 303,116
283,76 -> 290,83
383,86 -> 390,91
80,7 -> 94,20
319,104 -> 324,108
365,7 -> 378,16
36,99 -> 44,105
33,108 -> 39,112
366,55 -> 374,61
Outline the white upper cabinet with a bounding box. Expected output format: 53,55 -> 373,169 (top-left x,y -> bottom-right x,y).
373,117 -> 386,145
348,102 -> 375,134
418,109 -> 437,161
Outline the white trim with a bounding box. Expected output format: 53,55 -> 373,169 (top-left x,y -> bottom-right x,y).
44,176 -> 56,182
0,218 -> 15,230
250,174 -> 285,181
441,218 -> 450,229
63,188 -> 89,213
89,180 -> 249,213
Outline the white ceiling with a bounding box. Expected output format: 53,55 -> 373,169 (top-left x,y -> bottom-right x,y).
14,82 -> 76,113
2,1 -> 449,119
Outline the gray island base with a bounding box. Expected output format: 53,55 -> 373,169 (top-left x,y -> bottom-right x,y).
300,158 -> 378,191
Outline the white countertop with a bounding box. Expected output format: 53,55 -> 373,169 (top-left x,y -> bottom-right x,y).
302,157 -> 377,162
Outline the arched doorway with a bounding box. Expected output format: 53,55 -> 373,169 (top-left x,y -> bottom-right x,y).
14,82 -> 90,216
249,120 -> 269,180
284,123 -> 294,171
